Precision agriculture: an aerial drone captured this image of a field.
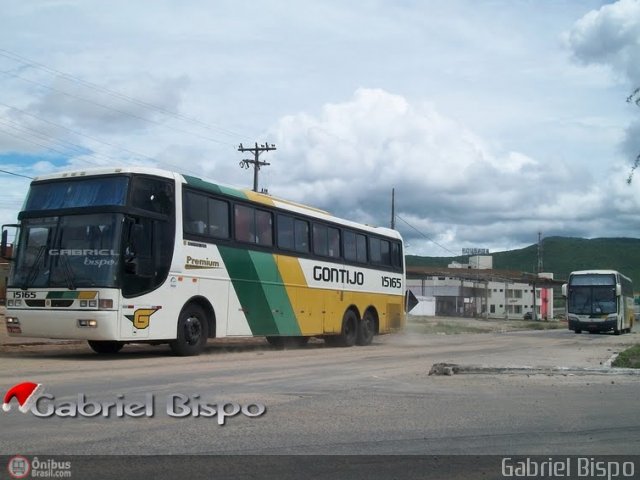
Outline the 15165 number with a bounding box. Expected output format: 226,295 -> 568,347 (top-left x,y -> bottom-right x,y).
382,277 -> 402,289
13,291 -> 36,299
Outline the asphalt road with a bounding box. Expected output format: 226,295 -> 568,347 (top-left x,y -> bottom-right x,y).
1,325 -> 639,460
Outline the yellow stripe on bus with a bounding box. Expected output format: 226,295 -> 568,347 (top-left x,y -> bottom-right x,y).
245,191 -> 276,206
275,254 -> 405,336
78,291 -> 98,299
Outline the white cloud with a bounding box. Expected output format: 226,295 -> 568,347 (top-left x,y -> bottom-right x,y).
1,0 -> 639,256
264,88 -> 640,255
566,0 -> 640,82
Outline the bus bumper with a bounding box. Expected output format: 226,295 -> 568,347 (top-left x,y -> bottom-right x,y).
568,317 -> 617,333
5,309 -> 120,341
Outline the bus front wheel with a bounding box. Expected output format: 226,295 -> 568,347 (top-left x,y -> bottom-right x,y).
170,304 -> 208,356
88,340 -> 124,355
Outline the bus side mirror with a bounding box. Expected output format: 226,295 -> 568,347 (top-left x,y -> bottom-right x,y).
616,284 -> 621,296
561,284 -> 567,297
1,224 -> 19,260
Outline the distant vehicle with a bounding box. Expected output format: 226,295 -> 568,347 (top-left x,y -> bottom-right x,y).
523,312 -> 533,320
1,167 -> 406,355
562,270 -> 634,335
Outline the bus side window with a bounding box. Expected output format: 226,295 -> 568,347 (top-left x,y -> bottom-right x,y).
370,237 -> 381,264
313,224 -> 328,257
183,192 -> 207,235
132,177 -> 173,215
294,219 -> 309,253
256,210 -> 273,246
277,215 -> 294,250
234,205 -> 255,243
328,227 -> 340,258
208,198 -> 229,238
356,234 -> 367,263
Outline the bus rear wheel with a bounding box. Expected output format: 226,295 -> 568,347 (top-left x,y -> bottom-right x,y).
170,304 -> 208,356
325,310 -> 358,347
88,340 -> 124,355
356,310 -> 375,346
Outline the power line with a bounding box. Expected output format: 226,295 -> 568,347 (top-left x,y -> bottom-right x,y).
1,70 -> 237,148
0,48 -> 251,141
394,213 -> 459,256
0,125 -> 104,166
0,119 -> 103,166
0,101 -> 207,178
0,168 -> 33,179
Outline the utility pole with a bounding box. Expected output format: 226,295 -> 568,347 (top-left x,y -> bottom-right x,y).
533,231 -> 544,321
390,188 -> 396,229
537,231 -> 543,274
238,142 -> 276,192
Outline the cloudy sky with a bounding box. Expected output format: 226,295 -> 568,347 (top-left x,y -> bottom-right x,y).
1,0 -> 640,256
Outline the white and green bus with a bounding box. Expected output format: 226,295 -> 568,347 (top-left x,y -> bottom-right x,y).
562,269 -> 634,335
2,167 -> 405,355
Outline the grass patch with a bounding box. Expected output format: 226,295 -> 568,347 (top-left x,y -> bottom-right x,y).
612,345 -> 640,369
406,316 -> 567,335
517,321 -> 565,331
406,322 -> 491,335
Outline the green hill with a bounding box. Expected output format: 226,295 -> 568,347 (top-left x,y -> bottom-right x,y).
407,237 -> 640,286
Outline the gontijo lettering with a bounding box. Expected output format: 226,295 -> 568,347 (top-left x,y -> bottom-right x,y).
313,266 -> 364,285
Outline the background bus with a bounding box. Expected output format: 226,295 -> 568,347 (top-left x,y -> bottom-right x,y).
562,269 -> 634,335
2,167 -> 405,355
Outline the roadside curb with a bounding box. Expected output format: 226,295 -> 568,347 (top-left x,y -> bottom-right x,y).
428,362 -> 640,376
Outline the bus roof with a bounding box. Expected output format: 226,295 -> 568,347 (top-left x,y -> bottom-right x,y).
29,166 -> 402,240
569,270 -> 632,282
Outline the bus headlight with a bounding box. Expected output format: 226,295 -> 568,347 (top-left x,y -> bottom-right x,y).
78,319 -> 98,328
6,317 -> 20,325
14,300 -> 21,307
7,300 -> 14,306
88,300 -> 98,308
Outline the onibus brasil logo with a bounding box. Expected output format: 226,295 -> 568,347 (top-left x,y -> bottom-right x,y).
3,381 -> 266,424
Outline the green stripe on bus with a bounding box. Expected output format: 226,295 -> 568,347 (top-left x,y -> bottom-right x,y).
183,175 -> 247,200
248,250 -> 301,336
217,246 -> 279,335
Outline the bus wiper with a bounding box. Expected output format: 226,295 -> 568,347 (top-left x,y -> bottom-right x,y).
59,253 -> 76,290
22,245 -> 46,290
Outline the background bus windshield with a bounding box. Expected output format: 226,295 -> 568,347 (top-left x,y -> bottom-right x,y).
568,274 -> 616,315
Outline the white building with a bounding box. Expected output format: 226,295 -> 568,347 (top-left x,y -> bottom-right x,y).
406,259 -> 556,320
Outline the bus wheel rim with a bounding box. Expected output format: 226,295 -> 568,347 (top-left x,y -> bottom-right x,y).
185,316 -> 202,345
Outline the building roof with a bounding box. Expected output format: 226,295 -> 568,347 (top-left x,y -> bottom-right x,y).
406,265 -> 566,288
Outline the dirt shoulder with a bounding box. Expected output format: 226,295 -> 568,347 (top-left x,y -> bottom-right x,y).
406,314 -> 566,335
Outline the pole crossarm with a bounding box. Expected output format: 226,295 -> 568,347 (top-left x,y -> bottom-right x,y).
238,142 -> 276,192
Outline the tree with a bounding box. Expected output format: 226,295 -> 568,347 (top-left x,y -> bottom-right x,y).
626,88 -> 640,184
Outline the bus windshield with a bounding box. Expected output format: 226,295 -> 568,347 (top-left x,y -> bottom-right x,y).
568,274 -> 617,316
25,177 -> 129,210
11,213 -> 123,289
